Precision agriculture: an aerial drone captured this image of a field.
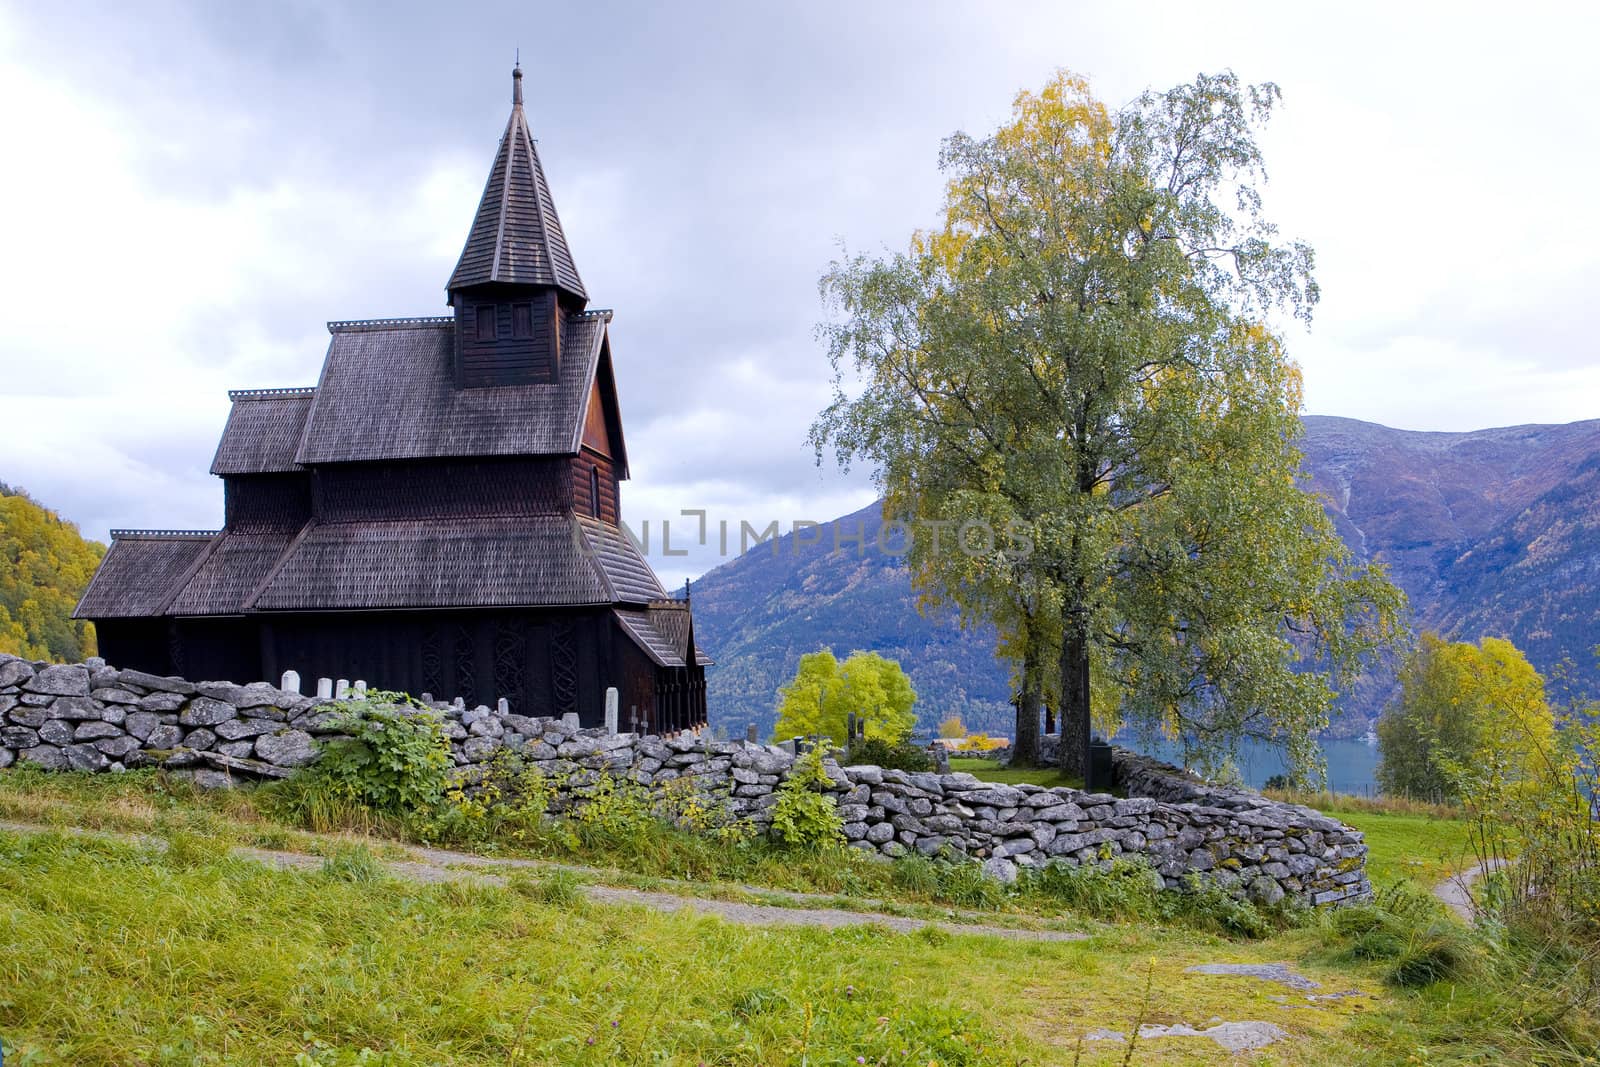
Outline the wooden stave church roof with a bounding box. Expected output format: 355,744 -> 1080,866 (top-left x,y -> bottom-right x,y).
446,65 -> 586,303
74,69 -> 674,624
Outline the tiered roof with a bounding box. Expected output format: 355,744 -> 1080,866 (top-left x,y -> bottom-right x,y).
74,67 -> 674,627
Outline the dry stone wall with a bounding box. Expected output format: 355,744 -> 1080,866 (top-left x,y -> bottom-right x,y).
0,653 -> 1370,906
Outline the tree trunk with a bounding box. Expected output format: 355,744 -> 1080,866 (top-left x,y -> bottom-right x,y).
1058,622 -> 1092,779
1012,665 -> 1042,767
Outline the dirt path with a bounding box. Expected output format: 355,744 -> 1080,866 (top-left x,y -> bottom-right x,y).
1,819 -> 1087,943
1432,859 -> 1507,922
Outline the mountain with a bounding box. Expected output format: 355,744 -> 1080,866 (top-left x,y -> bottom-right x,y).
693,416 -> 1600,738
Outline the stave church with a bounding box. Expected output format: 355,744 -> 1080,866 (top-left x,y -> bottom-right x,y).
75,66 -> 709,732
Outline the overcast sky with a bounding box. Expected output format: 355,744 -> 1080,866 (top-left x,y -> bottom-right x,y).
2,1 -> 1596,587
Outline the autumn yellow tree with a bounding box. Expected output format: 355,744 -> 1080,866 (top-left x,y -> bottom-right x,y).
0,483 -> 104,661
773,649 -> 917,744
1376,633 -> 1556,802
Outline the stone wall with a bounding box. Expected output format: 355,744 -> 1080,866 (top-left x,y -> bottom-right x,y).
0,653 -> 1370,905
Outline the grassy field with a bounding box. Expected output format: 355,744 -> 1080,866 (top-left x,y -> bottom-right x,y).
0,825 -> 1387,1066
1,770 -> 1588,1065
948,757 -> 1084,789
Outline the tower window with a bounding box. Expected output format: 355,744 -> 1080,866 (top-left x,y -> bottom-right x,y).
511,302 -> 534,338
590,467 -> 602,516
475,305 -> 498,341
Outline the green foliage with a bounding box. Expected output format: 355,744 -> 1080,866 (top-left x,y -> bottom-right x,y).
1378,633 -> 1556,802
280,694 -> 452,819
0,482 -> 104,661
889,853 -> 1007,910
772,647 -> 917,744
768,747 -> 844,850
846,735 -> 932,772
1022,857 -> 1291,938
811,70 -> 1405,779
418,749 -> 556,847
1442,663 -> 1599,949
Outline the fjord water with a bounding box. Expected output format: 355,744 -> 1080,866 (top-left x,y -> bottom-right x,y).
1115,735 -> 1382,796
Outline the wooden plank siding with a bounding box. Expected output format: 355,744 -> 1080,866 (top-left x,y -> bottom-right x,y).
571,450 -> 619,523
455,289 -> 560,387
311,458 -> 571,521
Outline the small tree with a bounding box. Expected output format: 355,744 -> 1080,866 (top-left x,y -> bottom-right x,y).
773,649 -> 916,743
937,714 -> 966,739
1377,633 -> 1556,802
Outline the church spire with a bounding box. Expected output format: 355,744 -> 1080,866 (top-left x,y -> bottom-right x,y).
446,65 -> 587,306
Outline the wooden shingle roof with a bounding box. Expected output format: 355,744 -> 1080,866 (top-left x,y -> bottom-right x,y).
211,389 -> 315,475
245,515 -> 664,612
73,532 -> 214,619
294,311 -> 610,464
167,528 -> 300,616
446,66 -> 586,303
615,601 -> 713,668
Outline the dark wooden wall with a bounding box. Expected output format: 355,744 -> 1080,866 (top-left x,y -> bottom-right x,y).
454,287 -> 560,387
100,608 -> 703,733
570,451 -> 619,523
225,475 -> 312,528
312,458 -> 570,521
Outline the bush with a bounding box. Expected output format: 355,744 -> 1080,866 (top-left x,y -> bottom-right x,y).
288,694 -> 452,819
419,749 -> 555,847
846,736 -> 931,772
769,748 -> 844,851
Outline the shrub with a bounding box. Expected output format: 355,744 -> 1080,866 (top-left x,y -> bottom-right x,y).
420,749 -> 555,847
294,693 -> 452,818
954,732 -> 1008,754
847,736 -> 932,772
769,748 -> 844,850
569,773 -> 659,848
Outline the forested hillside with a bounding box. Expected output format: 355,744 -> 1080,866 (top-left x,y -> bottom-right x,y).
694,416 -> 1600,737
0,482 -> 104,662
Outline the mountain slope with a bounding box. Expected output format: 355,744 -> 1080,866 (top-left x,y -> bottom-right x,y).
694,416 -> 1600,736
0,481 -> 105,662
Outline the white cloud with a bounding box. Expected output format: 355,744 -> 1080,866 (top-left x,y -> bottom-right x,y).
1,0 -> 1596,567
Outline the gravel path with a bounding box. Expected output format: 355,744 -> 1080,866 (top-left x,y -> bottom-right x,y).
1432,858 -> 1507,922
3,820 -> 1087,943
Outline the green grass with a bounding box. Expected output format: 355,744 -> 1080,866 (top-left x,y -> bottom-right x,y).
0,827 -> 1386,1066
1323,805 -> 1477,890
0,771 -> 1594,1064
948,757 -> 1084,789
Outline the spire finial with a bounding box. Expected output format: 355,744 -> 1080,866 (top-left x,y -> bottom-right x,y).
512,55 -> 523,106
